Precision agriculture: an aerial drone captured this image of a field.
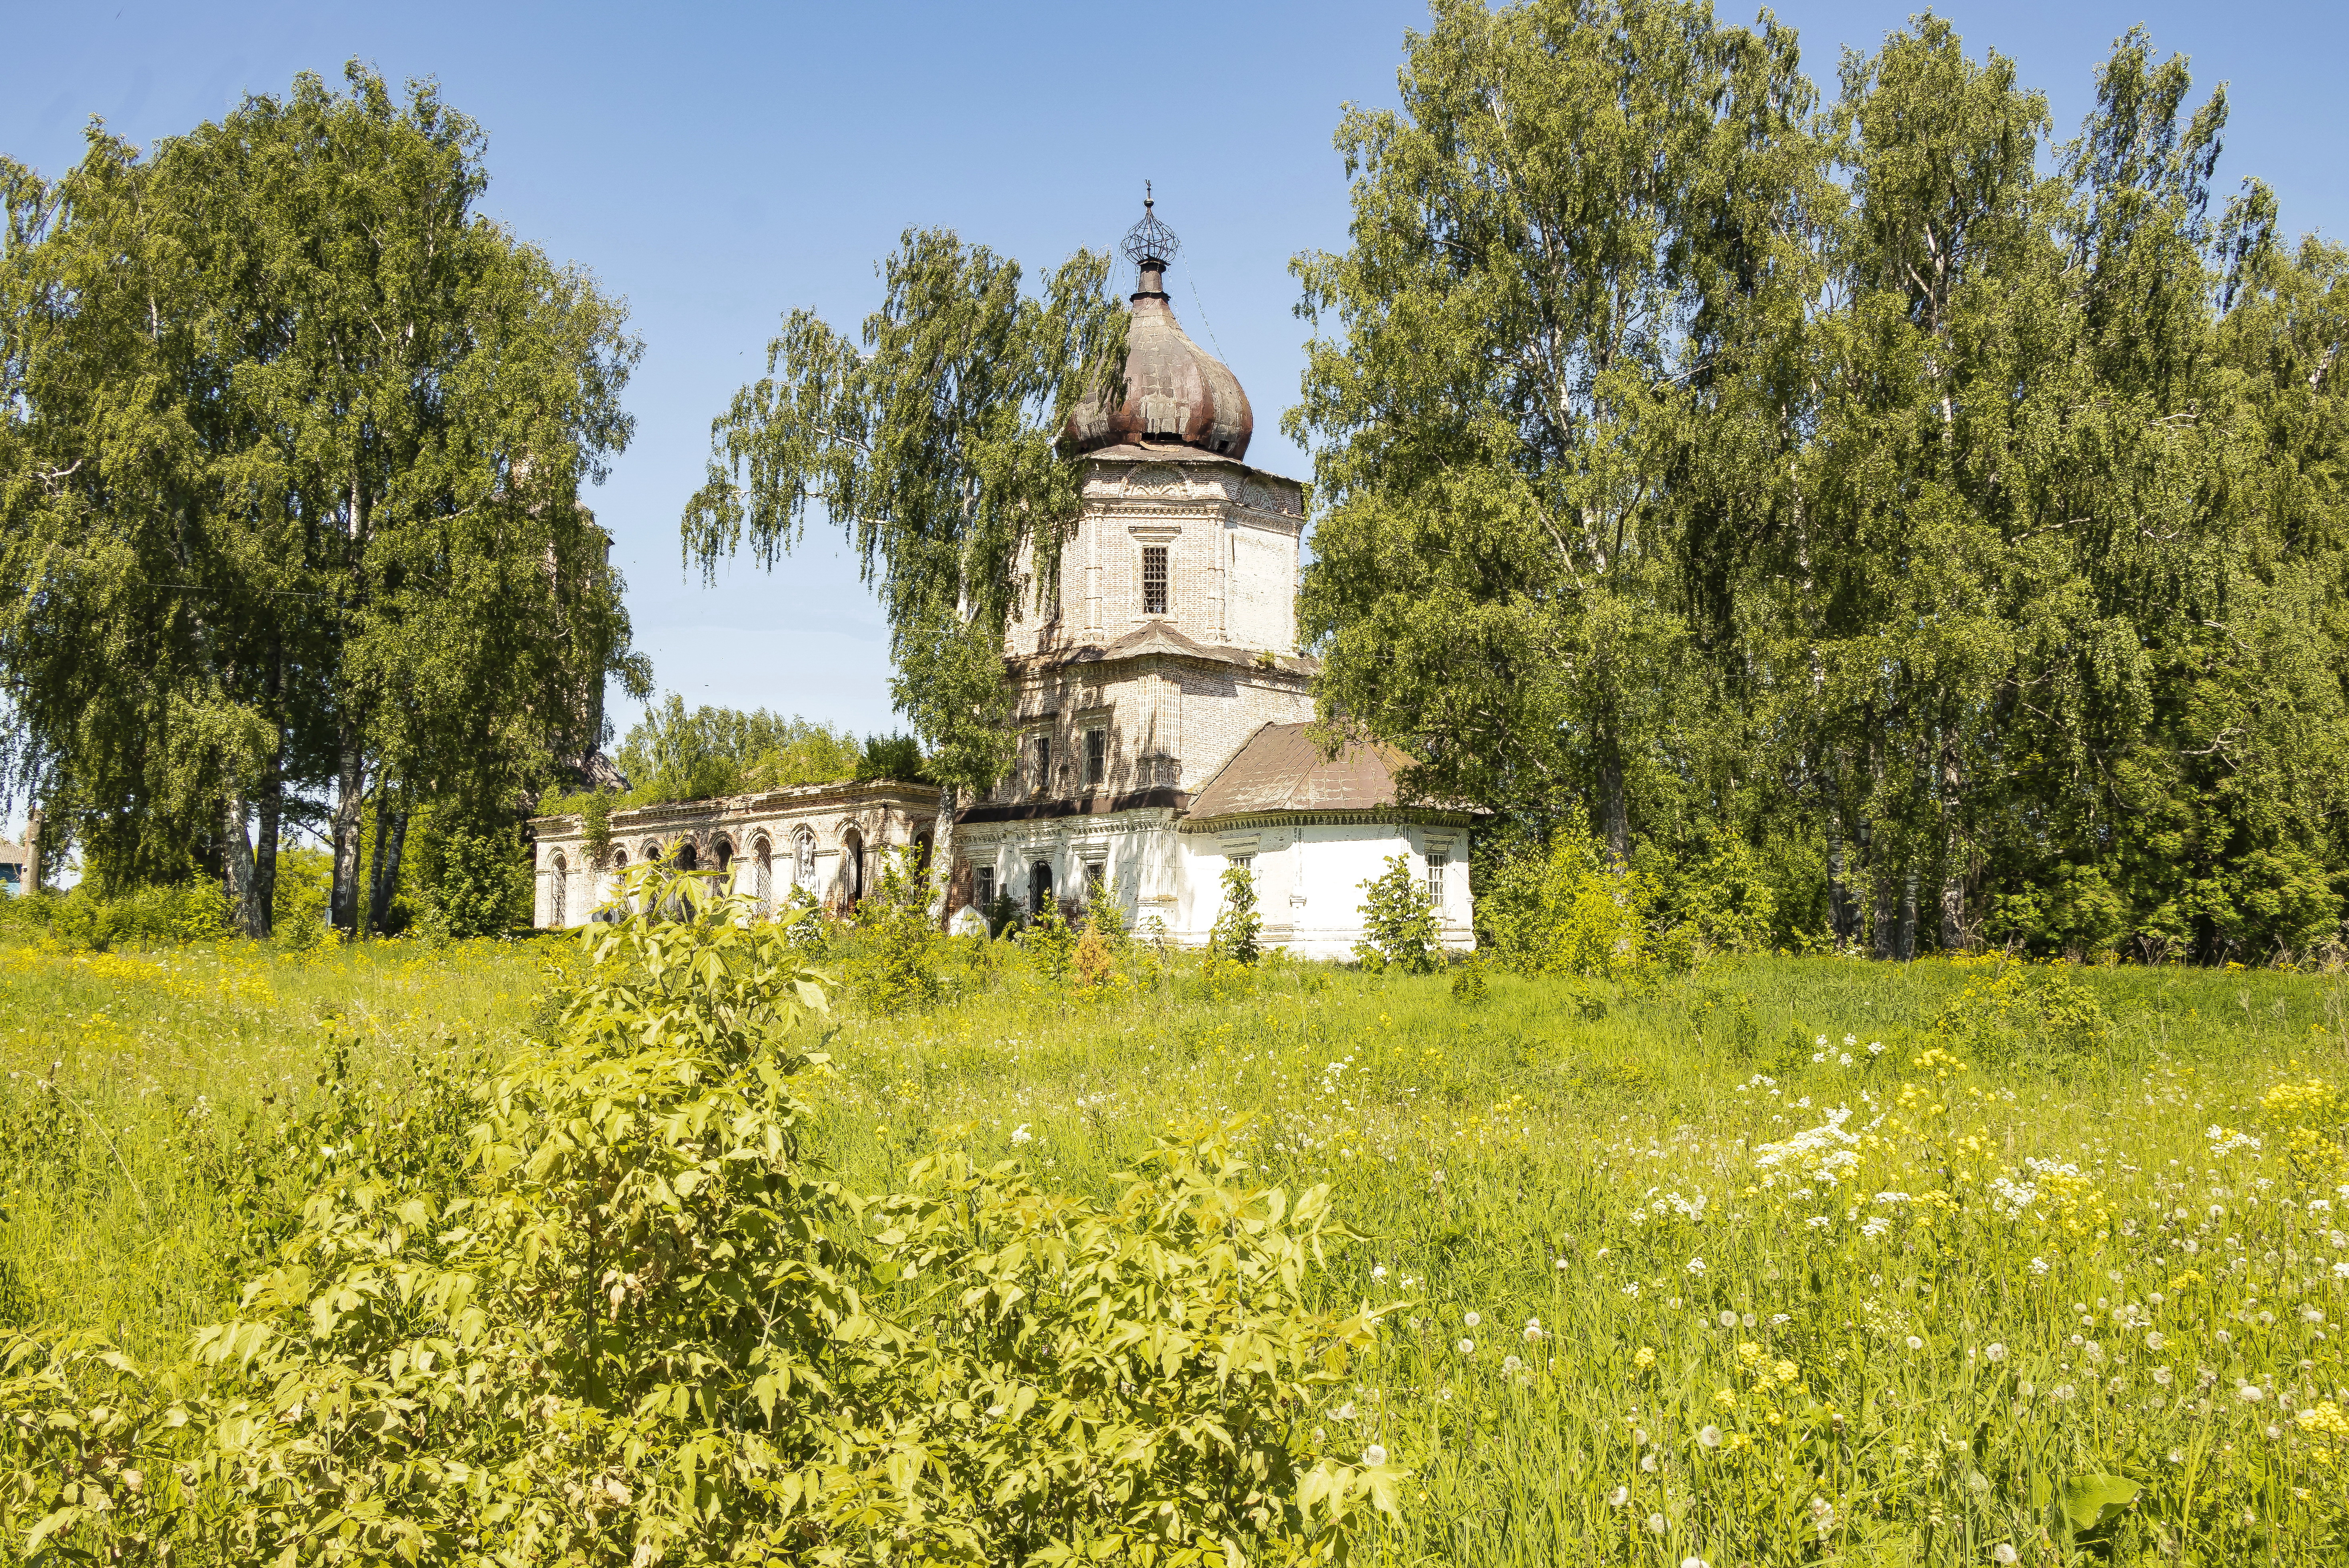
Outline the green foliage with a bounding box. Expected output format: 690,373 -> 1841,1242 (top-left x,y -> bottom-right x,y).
178,866 -> 849,1562
1449,953 -> 1490,1004
1207,863 -> 1262,966
0,881 -> 229,951
776,881 -> 830,956
863,1134 -> 1401,1565
1,64 -> 645,934
848,849 -> 942,1016
1354,855 -> 1440,974
422,827 -> 530,939
853,731 -> 926,783
266,847 -> 335,951
1477,824 -> 1659,979
1929,961 -> 2113,1064
1022,900 -> 1078,982
579,788 -> 615,865
1289,0 -> 2349,967
610,694 -> 866,805
1665,841 -> 1779,956
1082,877 -> 1130,946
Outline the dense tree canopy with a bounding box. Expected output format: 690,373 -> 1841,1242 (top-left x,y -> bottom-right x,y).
0,65 -> 646,934
584,694 -> 918,808
1292,0 -> 2349,963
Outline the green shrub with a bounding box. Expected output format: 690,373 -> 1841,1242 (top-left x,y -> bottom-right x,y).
1477,821 -> 1657,978
1667,840 -> 1779,954
429,828 -> 529,938
1023,899 -> 1078,980
1207,863 -> 1262,965
864,1133 -> 1401,1564
776,880 -> 829,954
1354,854 -> 1439,974
7,881 -> 231,952
848,849 -> 941,1016
1929,961 -> 2112,1063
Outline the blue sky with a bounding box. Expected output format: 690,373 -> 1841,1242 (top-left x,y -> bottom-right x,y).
7,0 -> 2346,758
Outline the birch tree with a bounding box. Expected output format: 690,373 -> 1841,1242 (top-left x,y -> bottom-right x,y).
685,229 -> 1124,918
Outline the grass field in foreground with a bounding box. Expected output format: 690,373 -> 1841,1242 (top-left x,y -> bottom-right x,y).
1,926 -> 2345,1564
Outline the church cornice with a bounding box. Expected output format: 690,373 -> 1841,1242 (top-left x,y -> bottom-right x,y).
529,779 -> 942,838
1176,806 -> 1482,835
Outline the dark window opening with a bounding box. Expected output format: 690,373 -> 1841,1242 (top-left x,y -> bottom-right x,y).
1084,861 -> 1106,900
675,841 -> 698,872
1032,734 -> 1050,793
975,867 -> 995,910
1030,861 -> 1053,915
1085,727 -> 1106,788
714,839 -> 733,873
1141,546 -> 1168,616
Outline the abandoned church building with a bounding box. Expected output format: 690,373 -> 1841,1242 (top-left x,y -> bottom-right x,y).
528,199 -> 1480,958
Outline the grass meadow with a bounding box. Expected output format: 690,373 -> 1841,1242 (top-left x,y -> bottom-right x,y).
0,921 -> 2344,1565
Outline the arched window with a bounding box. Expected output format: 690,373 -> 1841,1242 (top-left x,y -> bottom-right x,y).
550,852 -> 568,927
713,837 -> 733,877
644,840 -> 664,865
1030,860 -> 1054,916
753,835 -> 773,916
675,839 -> 699,872
842,829 -> 865,908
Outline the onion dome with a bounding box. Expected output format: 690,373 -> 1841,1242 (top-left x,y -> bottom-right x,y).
1064,188 -> 1253,460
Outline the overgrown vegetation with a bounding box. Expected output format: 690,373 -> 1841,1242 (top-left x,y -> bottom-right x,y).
4,895 -> 2345,1562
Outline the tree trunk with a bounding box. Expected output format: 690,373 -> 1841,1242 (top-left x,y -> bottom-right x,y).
1826,813 -> 1857,948
926,783 -> 957,930
1596,729 -> 1629,865
1937,732 -> 1965,953
329,730 -> 365,936
250,641 -> 285,937
369,793 -> 410,935
25,806 -> 42,894
223,789 -> 260,937
1896,865 -> 1919,962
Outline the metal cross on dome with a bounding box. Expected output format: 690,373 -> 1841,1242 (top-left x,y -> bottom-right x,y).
1122,181 -> 1181,273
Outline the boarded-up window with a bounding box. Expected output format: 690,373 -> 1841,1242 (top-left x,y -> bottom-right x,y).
1141,546 -> 1168,615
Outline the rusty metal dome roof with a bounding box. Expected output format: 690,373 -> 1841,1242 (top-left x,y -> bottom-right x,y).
1064,192 -> 1253,461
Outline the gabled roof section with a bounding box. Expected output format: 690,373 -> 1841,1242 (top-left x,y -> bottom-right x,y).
1185,722 -> 1427,820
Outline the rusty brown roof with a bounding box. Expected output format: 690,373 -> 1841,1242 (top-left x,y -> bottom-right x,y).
1185,723 -> 1422,819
